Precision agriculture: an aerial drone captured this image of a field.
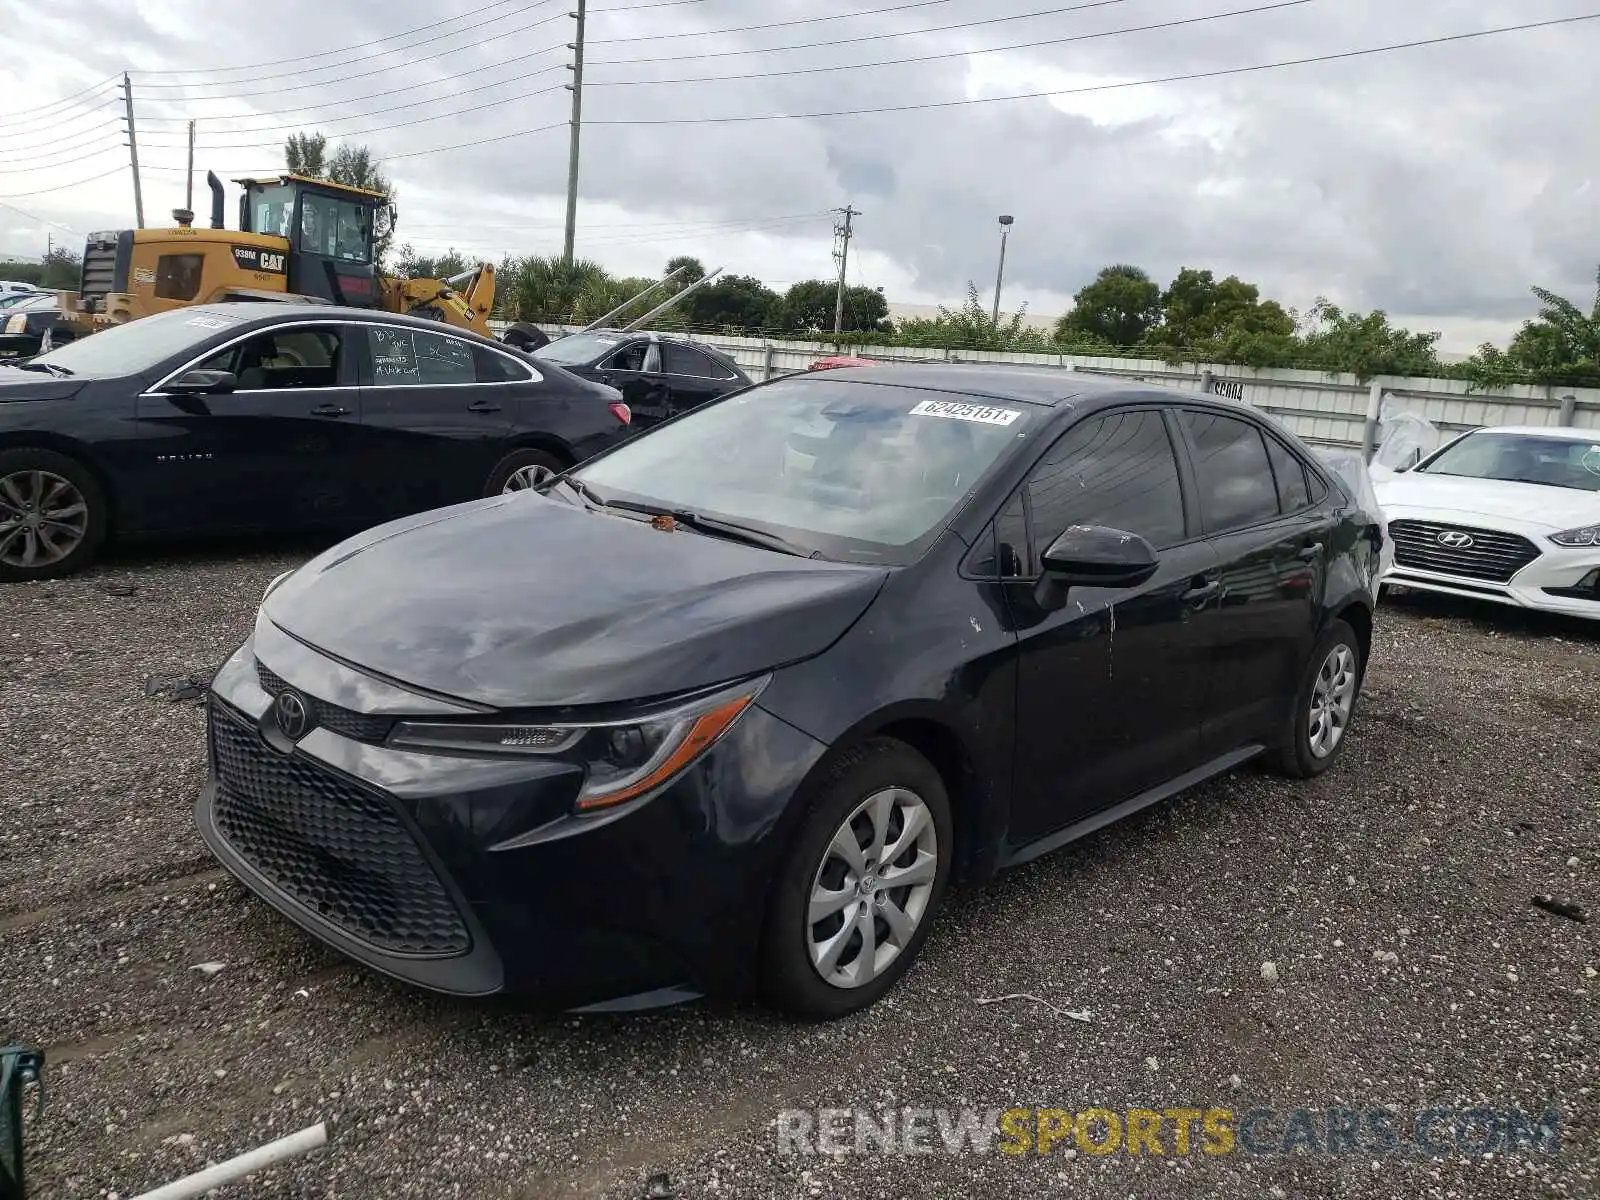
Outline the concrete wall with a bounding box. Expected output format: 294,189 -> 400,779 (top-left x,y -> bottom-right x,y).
494,322 -> 1600,451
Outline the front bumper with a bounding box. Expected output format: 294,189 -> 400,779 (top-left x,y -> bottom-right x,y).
1379,511 -> 1600,620
195,623 -> 828,1008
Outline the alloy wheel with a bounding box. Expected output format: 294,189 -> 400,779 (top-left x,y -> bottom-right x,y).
0,470 -> 89,570
502,465 -> 549,493
806,786 -> 939,989
1308,642 -> 1358,758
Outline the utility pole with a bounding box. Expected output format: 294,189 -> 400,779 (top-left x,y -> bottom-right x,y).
122,72 -> 144,227
562,0 -> 587,265
831,204 -> 859,348
185,120 -> 196,213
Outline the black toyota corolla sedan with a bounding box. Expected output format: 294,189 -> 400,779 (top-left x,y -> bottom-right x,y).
0,304 -> 631,581
197,363 -> 1383,1019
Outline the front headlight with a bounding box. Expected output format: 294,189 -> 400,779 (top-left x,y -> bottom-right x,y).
388,675 -> 769,812
4,315 -> 24,335
1549,524 -> 1600,548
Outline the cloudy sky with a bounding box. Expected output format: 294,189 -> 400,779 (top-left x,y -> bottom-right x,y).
2,0 -> 1596,352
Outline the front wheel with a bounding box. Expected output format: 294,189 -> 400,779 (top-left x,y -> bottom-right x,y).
0,447 -> 108,582
1269,618 -> 1364,779
760,738 -> 952,1020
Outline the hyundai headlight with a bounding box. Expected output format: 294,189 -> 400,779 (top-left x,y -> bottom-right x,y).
388,676 -> 769,812
1549,524 -> 1600,548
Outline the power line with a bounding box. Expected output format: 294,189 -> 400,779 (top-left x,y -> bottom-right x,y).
134,53 -> 569,137
586,0 -> 1140,67
586,0 -> 1312,86
1,76 -> 121,121
133,1 -> 568,91
132,11 -> 572,97
136,0 -> 553,76
0,164 -> 128,201
0,99 -> 125,139
0,200 -> 81,235
581,11 -> 1600,125
585,0 -> 954,44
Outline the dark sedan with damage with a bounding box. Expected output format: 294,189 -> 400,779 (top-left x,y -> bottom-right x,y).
0,303 -> 631,581
198,363 -> 1383,1018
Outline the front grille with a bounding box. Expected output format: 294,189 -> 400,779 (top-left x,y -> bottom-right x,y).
210,703 -> 470,957
256,660 -> 395,744
1387,520 -> 1542,583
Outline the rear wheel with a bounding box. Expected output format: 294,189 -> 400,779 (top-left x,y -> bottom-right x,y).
486,447 -> 568,496
0,447 -> 108,582
760,738 -> 952,1019
1269,618 -> 1363,778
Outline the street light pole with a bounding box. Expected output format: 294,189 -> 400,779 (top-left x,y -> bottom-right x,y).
990,214 -> 1013,327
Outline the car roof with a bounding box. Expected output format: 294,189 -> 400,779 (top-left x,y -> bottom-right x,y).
787,361 -> 1248,413
1465,424 -> 1600,442
179,303 -> 501,342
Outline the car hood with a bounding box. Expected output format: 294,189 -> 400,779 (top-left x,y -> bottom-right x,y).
1375,471 -> 1600,530
0,370 -> 83,401
262,494 -> 890,709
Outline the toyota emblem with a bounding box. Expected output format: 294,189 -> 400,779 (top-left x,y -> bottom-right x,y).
1435,530 -> 1475,549
274,689 -> 311,740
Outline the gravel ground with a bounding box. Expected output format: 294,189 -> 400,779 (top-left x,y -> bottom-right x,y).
2,544 -> 1596,1200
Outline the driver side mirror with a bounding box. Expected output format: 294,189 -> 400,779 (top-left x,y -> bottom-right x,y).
1034,524 -> 1159,611
165,369 -> 236,395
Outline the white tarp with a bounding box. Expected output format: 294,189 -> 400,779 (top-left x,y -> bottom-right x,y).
1314,446 -> 1396,578
1370,397 -> 1444,478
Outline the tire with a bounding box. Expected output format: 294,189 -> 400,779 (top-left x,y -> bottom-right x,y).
1268,617 -> 1364,779
485,447 -> 568,496
760,738 -> 953,1020
501,322 -> 550,352
0,447 -> 109,583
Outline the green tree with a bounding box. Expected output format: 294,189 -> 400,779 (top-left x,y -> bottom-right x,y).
776,280 -> 891,335
664,255 -> 706,290
38,246 -> 81,290
509,254 -> 619,322
0,259 -> 44,287
681,273 -> 780,330
284,132 -> 328,177
1143,268 -> 1299,367
896,282 -> 1049,351
391,244 -> 467,280
1294,298 -> 1443,380
1484,267 -> 1600,385
1056,264 -> 1161,347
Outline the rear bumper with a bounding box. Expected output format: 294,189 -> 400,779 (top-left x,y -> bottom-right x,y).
195,633 -> 829,1009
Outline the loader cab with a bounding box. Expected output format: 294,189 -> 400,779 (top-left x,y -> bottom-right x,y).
236,174 -> 385,309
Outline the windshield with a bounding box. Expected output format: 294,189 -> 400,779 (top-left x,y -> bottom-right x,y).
573,377 -> 1034,563
28,308 -> 245,376
1421,430 -> 1600,493
532,332 -> 625,365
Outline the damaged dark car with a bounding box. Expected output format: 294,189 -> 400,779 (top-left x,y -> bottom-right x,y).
197,363 -> 1382,1018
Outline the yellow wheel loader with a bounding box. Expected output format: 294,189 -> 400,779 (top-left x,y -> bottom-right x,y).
55,171 -> 549,351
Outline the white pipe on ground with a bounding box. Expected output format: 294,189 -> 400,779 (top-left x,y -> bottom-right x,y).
128,1122 -> 328,1200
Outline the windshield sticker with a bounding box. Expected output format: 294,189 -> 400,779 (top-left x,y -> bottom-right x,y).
185,315 -> 238,329
909,399 -> 1022,426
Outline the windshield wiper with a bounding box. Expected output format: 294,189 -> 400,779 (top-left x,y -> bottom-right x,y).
11,361 -> 72,376
602,499 -> 819,558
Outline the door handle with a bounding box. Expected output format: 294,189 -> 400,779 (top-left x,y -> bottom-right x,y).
1180,578 -> 1221,604
467,399 -> 503,413
311,403 -> 350,417
1296,541 -> 1324,562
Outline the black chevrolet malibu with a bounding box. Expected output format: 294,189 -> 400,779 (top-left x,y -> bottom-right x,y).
198,364 -> 1383,1018
0,304 -> 630,581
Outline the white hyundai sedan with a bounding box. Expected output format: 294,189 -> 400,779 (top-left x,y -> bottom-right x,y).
1374,424 -> 1600,620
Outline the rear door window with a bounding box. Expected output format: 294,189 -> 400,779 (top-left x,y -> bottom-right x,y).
663,342 -> 718,378
1263,432 -> 1312,512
